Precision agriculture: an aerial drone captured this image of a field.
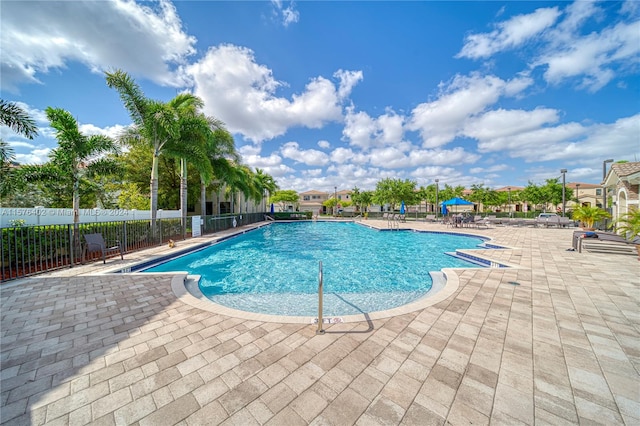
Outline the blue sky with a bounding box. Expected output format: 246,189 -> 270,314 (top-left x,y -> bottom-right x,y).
2,0 -> 638,193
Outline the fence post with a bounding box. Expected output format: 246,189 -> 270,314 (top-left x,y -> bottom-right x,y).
123,221 -> 128,254
68,224 -> 75,267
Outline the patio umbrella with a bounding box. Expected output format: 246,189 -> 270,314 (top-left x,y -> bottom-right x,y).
270,203 -> 274,213
441,203 -> 448,216
441,197 -> 473,206
400,201 -> 405,215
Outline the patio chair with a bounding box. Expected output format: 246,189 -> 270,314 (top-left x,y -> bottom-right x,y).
83,233 -> 124,264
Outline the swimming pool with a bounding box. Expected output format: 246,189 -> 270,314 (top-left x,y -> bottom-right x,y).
144,222 -> 488,316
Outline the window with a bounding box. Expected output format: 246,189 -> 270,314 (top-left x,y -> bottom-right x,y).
595,189 -> 602,196
303,196 -> 310,201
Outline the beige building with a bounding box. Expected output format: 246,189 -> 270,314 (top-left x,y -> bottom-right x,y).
603,162 -> 640,222
567,182 -> 601,209
298,190 -> 330,214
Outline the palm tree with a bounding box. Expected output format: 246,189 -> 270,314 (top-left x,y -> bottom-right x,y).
106,70 -> 179,227
0,140 -> 17,200
254,168 -> 278,212
0,99 -> 38,139
572,205 -> 611,230
166,105 -> 215,232
1,100 -> 38,201
224,164 -> 262,214
19,107 -> 120,223
107,70 -> 214,234
199,128 -> 238,217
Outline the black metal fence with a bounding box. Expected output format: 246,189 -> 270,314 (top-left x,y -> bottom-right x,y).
1,213 -> 266,282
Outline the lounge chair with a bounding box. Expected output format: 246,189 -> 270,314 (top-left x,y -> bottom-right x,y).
572,230 -> 638,255
83,233 -> 124,264
425,214 -> 436,222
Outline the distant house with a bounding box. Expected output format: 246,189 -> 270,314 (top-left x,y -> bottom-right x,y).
299,190 -> 330,214
602,162 -> 640,221
567,182 -> 601,209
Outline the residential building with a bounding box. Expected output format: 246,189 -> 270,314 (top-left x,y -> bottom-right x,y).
299,190 -> 330,214
602,162 -> 640,222
567,182 -> 601,209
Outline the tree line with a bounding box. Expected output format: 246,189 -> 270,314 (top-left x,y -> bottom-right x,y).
269,177 -> 574,214
0,70 -> 278,228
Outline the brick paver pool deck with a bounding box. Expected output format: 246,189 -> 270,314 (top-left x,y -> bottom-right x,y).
1,221 -> 638,425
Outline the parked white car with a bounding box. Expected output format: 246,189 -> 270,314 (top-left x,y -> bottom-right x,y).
537,213 -> 559,219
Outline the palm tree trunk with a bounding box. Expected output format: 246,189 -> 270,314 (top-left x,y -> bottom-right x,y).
73,176 -> 81,262
180,158 -> 187,238
200,178 -> 206,218
150,154 -> 159,241
73,180 -> 80,225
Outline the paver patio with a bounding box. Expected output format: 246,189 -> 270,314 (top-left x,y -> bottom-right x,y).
1,221 -> 639,425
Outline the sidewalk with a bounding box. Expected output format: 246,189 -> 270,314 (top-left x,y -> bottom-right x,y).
1,222 -> 639,425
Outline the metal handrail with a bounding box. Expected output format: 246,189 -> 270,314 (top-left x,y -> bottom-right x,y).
316,261 -> 325,335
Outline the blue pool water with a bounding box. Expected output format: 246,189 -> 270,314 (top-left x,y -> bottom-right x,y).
144,222 -> 486,316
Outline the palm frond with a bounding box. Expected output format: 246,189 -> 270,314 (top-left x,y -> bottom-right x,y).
0,99 -> 38,139
105,69 -> 148,126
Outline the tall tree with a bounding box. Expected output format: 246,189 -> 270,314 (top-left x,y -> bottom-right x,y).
270,190 -> 299,212
0,100 -> 39,200
254,168 -> 278,212
106,70 -> 184,227
19,107 -> 120,223
417,184 -> 436,213
373,178 -> 417,211
200,128 -> 239,216
167,106 -> 215,231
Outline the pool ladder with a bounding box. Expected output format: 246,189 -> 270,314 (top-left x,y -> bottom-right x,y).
316,261 -> 325,335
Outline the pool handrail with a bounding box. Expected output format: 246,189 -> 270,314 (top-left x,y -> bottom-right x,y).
316,261 -> 325,335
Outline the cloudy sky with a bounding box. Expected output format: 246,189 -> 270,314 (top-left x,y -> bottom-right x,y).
1,0 -> 638,192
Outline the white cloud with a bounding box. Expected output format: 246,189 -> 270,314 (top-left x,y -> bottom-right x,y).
456,0 -> 639,93
238,144 -> 262,157
317,140 -> 331,149
7,141 -> 36,149
463,108 -> 560,142
538,20 -> 640,91
15,148 -> 51,165
368,147 -> 408,168
0,0 -> 195,92
406,74 -> 533,147
342,107 -> 405,150
457,7 -> 561,59
367,146 -> 480,169
477,113 -> 640,163
410,166 -> 463,186
342,108 -> 377,149
469,164 -> 510,174
271,1 -> 300,27
188,44 -> 357,142
241,151 -> 294,179
79,124 -> 128,140
280,141 -> 330,166
334,70 -> 364,100
304,169 -> 323,178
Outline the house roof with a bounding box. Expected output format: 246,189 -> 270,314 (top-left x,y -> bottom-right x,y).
603,162 -> 640,186
494,186 -> 525,192
567,182 -> 600,189
299,190 -> 328,195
